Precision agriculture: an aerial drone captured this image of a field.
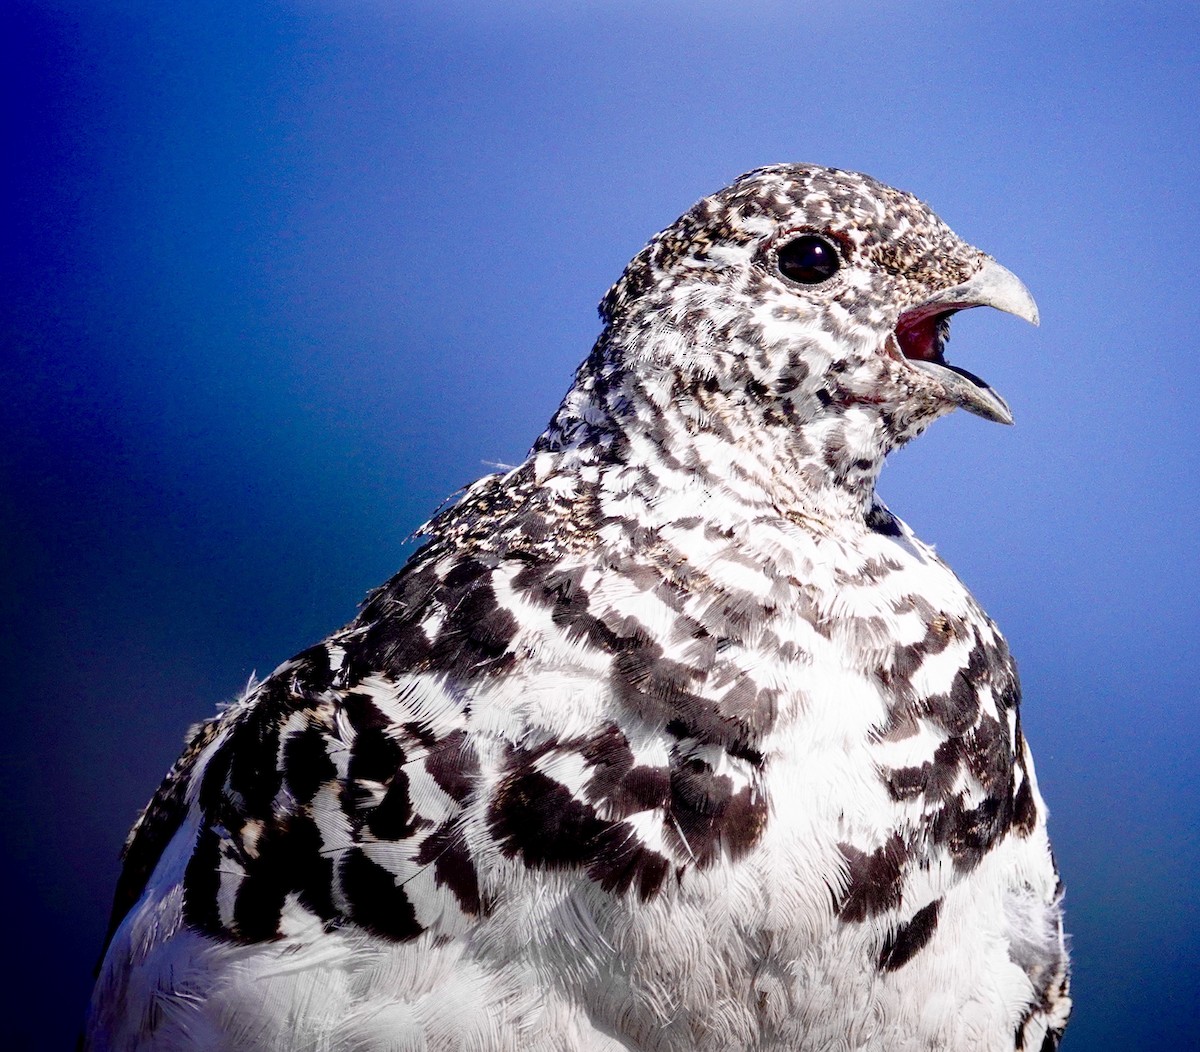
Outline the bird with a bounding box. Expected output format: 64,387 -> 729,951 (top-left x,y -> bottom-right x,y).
85,163 -> 1071,1052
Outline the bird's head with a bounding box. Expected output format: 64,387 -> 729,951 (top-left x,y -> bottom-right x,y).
602,164 -> 1036,436
538,164 -> 1038,514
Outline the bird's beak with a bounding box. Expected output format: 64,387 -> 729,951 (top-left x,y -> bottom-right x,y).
919,258 -> 1040,326
894,259 -> 1039,426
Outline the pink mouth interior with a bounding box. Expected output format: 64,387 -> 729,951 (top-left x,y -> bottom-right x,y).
894,310 -> 951,363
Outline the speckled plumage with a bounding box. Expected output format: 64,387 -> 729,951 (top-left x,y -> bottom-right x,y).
86,164 -> 1070,1052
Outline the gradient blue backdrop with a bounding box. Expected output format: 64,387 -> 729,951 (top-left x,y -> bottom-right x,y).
4,2 -> 1198,1048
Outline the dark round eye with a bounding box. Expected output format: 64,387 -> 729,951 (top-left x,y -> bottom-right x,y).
776,234 -> 841,284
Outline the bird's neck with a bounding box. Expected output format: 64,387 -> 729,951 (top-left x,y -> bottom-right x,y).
534,336 -> 891,527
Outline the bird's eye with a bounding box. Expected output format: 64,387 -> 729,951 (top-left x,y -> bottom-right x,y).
776,234 -> 841,284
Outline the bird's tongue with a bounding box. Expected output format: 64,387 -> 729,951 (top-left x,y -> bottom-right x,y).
894,307 -> 1014,425
894,312 -> 944,362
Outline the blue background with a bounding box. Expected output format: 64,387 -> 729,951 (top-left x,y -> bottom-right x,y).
4,2 -> 1198,1048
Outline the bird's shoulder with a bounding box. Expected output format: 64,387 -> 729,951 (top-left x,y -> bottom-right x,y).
105,468 -> 1022,954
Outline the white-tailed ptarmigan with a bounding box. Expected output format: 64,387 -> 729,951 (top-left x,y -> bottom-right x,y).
86,164 -> 1071,1052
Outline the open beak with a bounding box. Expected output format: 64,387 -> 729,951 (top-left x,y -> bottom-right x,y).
893,259 -> 1039,426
